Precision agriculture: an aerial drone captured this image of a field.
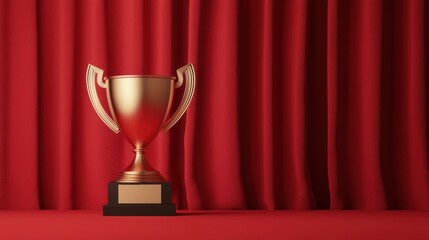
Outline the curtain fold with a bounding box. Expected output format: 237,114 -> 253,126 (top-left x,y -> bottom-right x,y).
335,0 -> 386,210
0,0 -> 39,209
0,0 -> 428,210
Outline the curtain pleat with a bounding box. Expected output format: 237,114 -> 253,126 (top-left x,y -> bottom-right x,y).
0,0 -> 39,209
335,0 -> 386,210
0,0 -> 428,210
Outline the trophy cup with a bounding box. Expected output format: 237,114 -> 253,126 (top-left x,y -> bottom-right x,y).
86,63 -> 195,216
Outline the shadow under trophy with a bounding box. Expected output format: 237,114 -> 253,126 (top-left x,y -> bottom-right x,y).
86,64 -> 195,216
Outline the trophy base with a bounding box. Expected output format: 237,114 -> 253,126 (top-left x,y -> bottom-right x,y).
103,204 -> 176,216
103,181 -> 176,216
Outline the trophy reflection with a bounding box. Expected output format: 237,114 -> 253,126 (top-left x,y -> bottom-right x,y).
86,64 -> 195,216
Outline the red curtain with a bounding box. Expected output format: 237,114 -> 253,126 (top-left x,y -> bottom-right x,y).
1,0 -> 429,210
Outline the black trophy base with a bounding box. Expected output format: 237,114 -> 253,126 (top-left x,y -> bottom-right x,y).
103,204 -> 176,216
103,181 -> 176,216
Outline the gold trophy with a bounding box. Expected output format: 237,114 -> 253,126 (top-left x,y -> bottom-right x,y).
86,64 -> 195,216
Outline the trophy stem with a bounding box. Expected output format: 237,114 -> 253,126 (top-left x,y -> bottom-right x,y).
115,149 -> 165,183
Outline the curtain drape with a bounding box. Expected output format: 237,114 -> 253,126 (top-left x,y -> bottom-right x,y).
1,0 -> 428,210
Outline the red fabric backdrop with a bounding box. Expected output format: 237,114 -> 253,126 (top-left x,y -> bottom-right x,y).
1,0 -> 429,210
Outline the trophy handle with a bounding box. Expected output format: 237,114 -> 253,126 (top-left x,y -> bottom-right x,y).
161,64 -> 196,132
86,64 -> 120,133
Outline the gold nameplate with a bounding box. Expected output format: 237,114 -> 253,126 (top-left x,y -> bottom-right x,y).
118,185 -> 162,204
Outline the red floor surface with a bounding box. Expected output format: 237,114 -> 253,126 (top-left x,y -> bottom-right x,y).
0,210 -> 428,240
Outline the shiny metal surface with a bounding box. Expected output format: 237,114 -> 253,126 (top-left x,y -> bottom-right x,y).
162,64 -> 195,132
86,65 -> 120,133
107,75 -> 175,149
86,64 -> 196,183
118,184 -> 162,204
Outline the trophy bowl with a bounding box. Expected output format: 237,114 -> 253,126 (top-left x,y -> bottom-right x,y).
86,64 -> 195,215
